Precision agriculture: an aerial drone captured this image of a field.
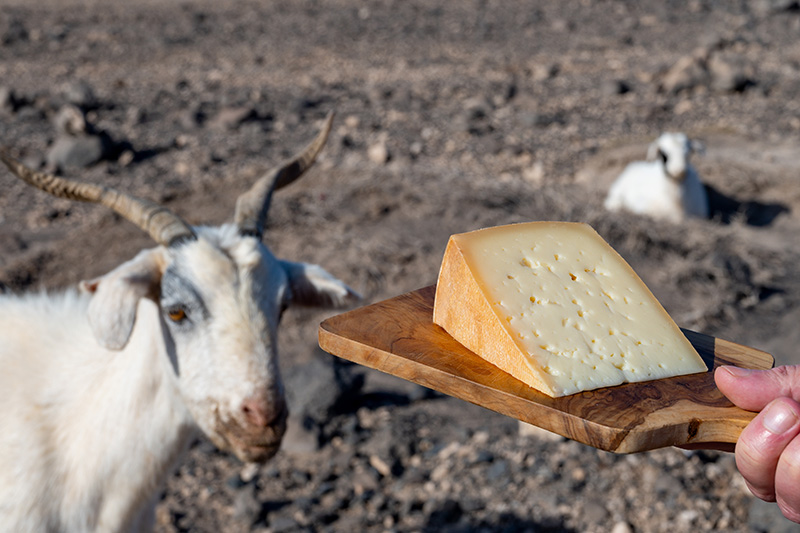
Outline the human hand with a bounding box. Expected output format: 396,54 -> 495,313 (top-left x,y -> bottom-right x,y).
716,365 -> 800,523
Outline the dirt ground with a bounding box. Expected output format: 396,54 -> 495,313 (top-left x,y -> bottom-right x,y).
2,1 -> 800,531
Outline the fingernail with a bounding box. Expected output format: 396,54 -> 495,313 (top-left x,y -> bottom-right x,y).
763,402 -> 799,435
721,366 -> 754,378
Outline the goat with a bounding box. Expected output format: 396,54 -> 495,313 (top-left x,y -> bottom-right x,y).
0,112 -> 359,532
603,132 -> 708,223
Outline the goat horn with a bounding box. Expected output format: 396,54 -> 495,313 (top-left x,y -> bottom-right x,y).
235,111 -> 334,238
0,152 -> 195,247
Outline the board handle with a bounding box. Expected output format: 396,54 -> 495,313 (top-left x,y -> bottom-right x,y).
675,406 -> 761,453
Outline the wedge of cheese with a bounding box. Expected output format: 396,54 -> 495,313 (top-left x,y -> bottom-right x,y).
433,222 -> 706,397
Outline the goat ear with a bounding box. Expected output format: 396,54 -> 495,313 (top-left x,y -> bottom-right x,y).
279,260 -> 361,309
80,248 -> 168,351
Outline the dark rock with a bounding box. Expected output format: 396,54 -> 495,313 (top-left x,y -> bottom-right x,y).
2,18 -> 28,45
425,498 -> 463,526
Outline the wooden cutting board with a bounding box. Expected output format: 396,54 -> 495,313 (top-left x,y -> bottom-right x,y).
318,286 -> 775,454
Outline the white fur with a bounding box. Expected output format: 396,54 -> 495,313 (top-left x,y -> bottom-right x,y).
0,224 -> 358,532
604,132 -> 708,223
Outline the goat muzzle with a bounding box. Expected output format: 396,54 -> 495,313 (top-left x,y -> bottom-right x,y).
214,402 -> 288,463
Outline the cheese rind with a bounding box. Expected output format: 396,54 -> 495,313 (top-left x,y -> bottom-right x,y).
433,222 -> 707,397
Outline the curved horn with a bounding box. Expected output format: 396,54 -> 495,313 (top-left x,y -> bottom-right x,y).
235,111 -> 334,238
0,152 -> 195,247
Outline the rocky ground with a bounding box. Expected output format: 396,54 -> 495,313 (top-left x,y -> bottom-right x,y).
2,0 -> 800,531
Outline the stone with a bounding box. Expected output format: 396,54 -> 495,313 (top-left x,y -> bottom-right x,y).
240,462 -> 260,483
46,134 -> 109,170
369,454 -> 392,477
582,499 -> 609,523
62,80 -> 97,109
660,54 -> 708,94
280,415 -> 321,456
268,515 -> 298,533
208,106 -> 257,130
232,483 -> 263,526
708,53 -> 753,93
367,140 -> 390,164
53,105 -> 87,136
611,522 -> 633,533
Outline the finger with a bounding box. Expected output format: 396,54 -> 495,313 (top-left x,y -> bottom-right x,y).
775,435 -> 800,523
735,397 -> 800,502
716,366 -> 800,411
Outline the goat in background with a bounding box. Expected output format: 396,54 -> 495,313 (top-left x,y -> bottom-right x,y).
604,132 -> 708,223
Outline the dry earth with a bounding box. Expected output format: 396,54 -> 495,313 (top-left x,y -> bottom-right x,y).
2,1 -> 800,532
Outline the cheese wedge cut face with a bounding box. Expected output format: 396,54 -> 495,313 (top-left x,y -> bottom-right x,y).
433,222 -> 707,397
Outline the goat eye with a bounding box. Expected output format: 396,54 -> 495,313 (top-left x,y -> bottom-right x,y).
658,149 -> 668,164
167,307 -> 188,323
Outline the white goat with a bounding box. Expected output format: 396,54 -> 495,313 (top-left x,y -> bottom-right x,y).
603,132 -> 708,223
0,113 -> 359,533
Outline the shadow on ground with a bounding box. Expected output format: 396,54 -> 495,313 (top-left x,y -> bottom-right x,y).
706,184 -> 790,227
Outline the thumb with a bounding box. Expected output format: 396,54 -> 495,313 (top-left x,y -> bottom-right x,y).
716,366 -> 800,412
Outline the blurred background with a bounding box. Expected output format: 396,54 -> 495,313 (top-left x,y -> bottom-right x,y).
1,1 -> 799,531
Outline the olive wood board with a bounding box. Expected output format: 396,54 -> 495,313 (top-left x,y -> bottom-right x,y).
318,286 -> 775,454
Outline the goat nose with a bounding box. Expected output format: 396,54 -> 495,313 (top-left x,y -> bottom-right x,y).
241,395 -> 287,428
